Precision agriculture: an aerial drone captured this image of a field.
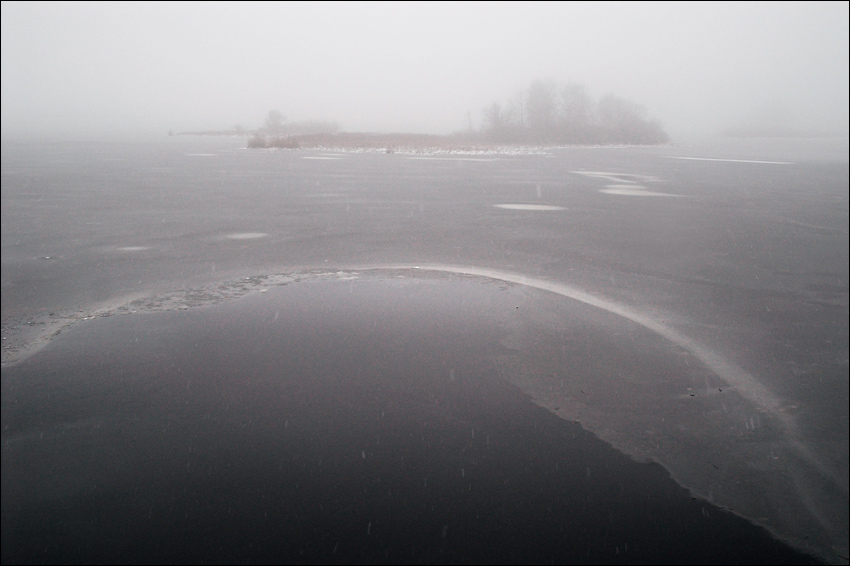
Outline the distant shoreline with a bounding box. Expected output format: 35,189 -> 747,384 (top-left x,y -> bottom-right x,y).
229,131 -> 668,153
171,129 -> 849,152
253,132 -> 538,153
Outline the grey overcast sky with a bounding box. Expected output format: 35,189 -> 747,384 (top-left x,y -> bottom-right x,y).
2,1 -> 848,140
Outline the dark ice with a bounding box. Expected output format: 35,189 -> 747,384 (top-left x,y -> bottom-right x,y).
2,137 -> 847,564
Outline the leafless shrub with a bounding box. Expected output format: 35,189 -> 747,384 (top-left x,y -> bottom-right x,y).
247,134 -> 267,148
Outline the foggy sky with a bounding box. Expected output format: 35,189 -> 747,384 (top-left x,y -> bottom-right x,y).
2,1 -> 848,140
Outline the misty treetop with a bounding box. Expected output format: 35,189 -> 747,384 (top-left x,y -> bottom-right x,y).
482,80 -> 669,145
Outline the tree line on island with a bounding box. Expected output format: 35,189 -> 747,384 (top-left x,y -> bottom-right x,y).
179,79 -> 669,148
480,79 -> 669,145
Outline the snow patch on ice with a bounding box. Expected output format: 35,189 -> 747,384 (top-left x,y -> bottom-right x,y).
225,232 -> 269,240
406,156 -> 498,162
665,156 -> 793,165
493,204 -> 566,211
600,188 -> 683,197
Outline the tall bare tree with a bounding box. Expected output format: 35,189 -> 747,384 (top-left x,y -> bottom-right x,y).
263,110 -> 286,132
559,83 -> 594,141
482,102 -> 515,140
526,79 -> 558,139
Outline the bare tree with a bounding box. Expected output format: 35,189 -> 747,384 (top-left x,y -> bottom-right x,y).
509,90 -> 525,129
596,95 -> 668,144
526,79 -> 558,139
559,83 -> 594,141
264,110 -> 286,132
482,102 -> 514,140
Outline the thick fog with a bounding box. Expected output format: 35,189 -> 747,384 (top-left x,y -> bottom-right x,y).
2,1 -> 848,140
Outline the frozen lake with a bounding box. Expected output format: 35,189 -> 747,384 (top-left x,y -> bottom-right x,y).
2,136 -> 847,563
